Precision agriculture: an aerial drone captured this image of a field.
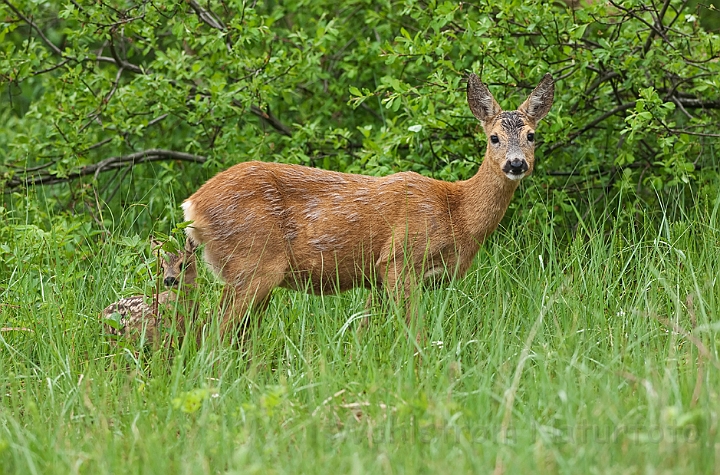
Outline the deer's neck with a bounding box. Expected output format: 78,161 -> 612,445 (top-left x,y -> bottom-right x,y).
458,159 -> 520,243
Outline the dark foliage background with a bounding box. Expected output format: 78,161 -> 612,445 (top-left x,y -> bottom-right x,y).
2,0 -> 720,235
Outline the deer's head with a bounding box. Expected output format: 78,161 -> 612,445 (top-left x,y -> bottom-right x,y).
151,237 -> 199,288
467,73 -> 554,182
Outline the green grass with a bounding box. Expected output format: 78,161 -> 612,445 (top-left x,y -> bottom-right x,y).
1,195 -> 719,474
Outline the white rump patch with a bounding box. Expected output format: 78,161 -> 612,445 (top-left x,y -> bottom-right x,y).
181,200 -> 194,219
181,200 -> 199,242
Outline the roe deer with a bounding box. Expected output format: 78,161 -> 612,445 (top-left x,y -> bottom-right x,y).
101,237 -> 199,347
182,73 -> 554,343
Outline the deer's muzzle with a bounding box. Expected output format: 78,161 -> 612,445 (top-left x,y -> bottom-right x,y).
503,158 -> 529,180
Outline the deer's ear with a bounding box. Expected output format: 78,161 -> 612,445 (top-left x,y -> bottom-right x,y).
185,237 -> 198,253
150,236 -> 164,251
518,73 -> 554,124
467,74 -> 502,124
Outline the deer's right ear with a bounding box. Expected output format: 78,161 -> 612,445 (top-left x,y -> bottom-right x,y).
518,73 -> 554,124
467,74 -> 502,124
185,237 -> 199,253
150,236 -> 163,252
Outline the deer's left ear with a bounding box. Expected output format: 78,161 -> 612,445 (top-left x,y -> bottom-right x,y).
185,237 -> 198,253
467,73 -> 502,124
150,236 -> 164,251
518,73 -> 554,124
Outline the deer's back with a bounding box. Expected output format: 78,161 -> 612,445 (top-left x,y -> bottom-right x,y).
183,161 -> 464,290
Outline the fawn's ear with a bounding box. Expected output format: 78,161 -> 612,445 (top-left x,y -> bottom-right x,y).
467,73 -> 502,124
150,236 -> 164,251
185,237 -> 198,253
518,73 -> 554,124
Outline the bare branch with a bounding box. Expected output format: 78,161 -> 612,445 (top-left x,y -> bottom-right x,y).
90,149 -> 206,179
78,66 -> 126,134
108,31 -> 143,74
188,0 -> 226,30
3,149 -> 207,191
642,0 -> 672,55
32,58 -> 71,76
146,113 -> 169,128
674,97 -> 720,109
248,104 -> 293,137
668,129 -> 720,138
4,0 -> 145,75
84,137 -> 113,152
570,70 -> 621,113
547,102 -> 637,153
187,0 -> 232,52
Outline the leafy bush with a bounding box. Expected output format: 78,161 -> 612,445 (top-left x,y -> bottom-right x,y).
1,0 -> 719,230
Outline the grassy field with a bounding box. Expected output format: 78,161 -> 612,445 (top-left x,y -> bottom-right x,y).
1,192 -> 719,474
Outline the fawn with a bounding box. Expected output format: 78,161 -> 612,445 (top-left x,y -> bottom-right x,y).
101,237 -> 198,347
182,72 -> 554,343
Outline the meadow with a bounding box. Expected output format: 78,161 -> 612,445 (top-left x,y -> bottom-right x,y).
2,0 -> 720,472
1,190 -> 718,474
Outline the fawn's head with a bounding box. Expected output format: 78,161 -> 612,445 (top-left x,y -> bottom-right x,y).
467,73 -> 554,182
151,237 -> 199,288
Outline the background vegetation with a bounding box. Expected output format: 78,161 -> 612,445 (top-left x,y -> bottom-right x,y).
1,0 -> 720,473
3,0 -> 720,222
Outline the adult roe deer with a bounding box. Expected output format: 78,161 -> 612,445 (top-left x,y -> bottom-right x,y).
101,237 -> 199,347
183,73 -> 554,343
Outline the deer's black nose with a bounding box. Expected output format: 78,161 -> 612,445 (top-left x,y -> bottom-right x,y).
164,276 -> 178,287
504,158 -> 528,175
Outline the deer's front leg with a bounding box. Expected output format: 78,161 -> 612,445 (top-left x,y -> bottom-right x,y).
378,255 -> 422,341
356,290 -> 386,335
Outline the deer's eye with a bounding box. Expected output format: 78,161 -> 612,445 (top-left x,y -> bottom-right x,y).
490,135 -> 500,144
527,133 -> 535,142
